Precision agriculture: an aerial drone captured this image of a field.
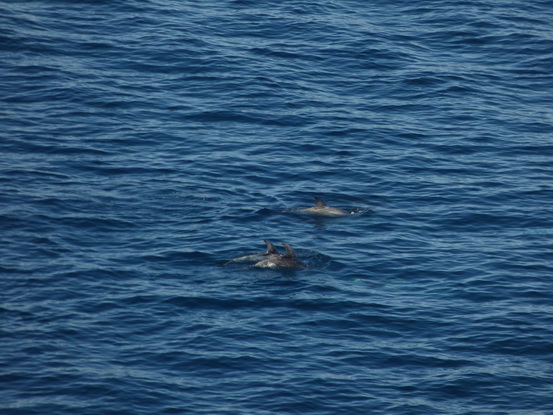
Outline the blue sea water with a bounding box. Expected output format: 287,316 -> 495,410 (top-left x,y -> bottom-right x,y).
1,0 -> 553,413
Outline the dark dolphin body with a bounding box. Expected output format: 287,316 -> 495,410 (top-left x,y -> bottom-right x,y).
255,242 -> 305,269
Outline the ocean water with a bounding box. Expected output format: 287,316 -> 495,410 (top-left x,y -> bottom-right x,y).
1,0 -> 553,414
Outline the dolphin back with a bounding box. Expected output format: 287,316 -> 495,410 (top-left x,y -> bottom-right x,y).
314,197 -> 327,207
282,243 -> 298,260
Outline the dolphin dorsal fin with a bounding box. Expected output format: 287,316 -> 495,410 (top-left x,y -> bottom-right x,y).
314,197 -> 327,207
263,240 -> 279,255
282,243 -> 297,259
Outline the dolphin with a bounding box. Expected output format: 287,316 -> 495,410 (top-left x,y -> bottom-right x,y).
224,239 -> 280,266
255,242 -> 305,269
298,197 -> 350,217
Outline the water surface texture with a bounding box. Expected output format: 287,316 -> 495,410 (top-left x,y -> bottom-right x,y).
1,1 -> 553,414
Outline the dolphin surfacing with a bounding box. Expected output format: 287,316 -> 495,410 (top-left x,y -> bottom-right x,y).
224,240 -> 280,265
255,242 -> 305,269
298,197 -> 350,217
